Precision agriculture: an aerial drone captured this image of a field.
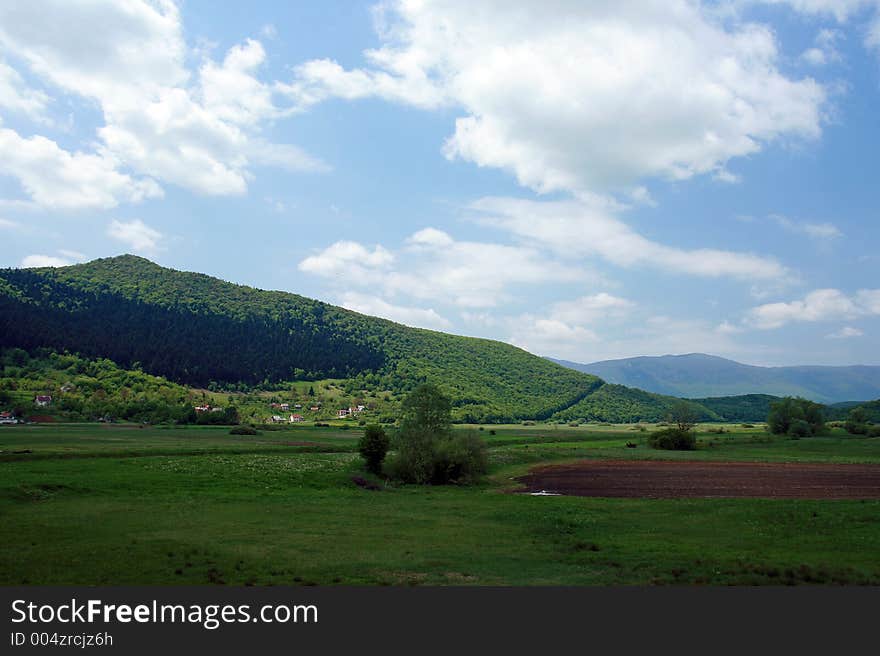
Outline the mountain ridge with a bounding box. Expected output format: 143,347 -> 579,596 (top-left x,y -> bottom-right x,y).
553,353 -> 880,404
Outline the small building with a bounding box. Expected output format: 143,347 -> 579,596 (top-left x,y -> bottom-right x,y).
356,405 -> 366,412
289,414 -> 304,423
337,408 -> 351,419
35,395 -> 52,407
309,406 -> 320,412
280,403 -> 290,411
271,415 -> 285,423
294,404 -> 302,409
194,405 -> 211,413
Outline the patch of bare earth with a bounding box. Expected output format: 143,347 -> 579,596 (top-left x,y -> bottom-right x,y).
517,459 -> 880,499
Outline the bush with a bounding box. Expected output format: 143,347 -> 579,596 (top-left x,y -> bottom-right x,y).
868,426 -> 880,437
845,421 -> 869,435
386,430 -> 488,485
229,425 -> 258,436
430,431 -> 488,484
386,426 -> 437,484
788,419 -> 812,438
358,424 -> 389,475
648,428 -> 696,451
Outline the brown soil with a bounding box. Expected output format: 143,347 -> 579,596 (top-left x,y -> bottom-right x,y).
26,415 -> 55,423
516,459 -> 880,499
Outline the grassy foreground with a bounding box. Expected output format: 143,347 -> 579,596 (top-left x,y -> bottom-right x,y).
1,423 -> 879,585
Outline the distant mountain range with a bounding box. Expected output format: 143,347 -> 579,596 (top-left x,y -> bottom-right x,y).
552,353 -> 880,404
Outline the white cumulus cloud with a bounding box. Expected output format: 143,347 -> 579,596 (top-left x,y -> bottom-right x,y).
107,219 -> 163,254
826,326 -> 864,339
747,288 -> 880,329
0,0 -> 326,209
339,292 -> 451,330
286,0 -> 827,196
471,196 -> 790,281
299,229 -> 588,309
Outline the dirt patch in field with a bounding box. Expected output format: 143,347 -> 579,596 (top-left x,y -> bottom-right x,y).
26,415 -> 55,423
517,459 -> 880,499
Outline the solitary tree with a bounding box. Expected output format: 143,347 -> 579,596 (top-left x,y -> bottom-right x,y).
400,383 -> 452,435
669,400 -> 698,432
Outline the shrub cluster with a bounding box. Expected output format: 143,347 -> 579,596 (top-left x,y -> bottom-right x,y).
767,397 -> 825,437
384,384 -> 488,485
844,407 -> 879,436
229,425 -> 258,436
386,430 -> 488,484
647,428 -> 696,451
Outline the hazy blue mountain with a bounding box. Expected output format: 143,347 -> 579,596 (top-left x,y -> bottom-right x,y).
553,353 -> 880,404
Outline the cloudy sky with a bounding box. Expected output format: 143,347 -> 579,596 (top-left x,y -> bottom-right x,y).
1,1 -> 878,366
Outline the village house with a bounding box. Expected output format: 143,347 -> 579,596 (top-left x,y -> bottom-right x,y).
194,404 -> 212,413
338,406 -> 365,419
289,414 -> 304,423
34,395 -> 52,407
271,415 -> 285,424
309,406 -> 320,412
0,411 -> 18,425
280,403 -> 290,411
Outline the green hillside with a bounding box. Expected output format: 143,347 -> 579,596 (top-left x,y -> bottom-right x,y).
692,394 -> 779,423
550,384 -> 722,424
0,348 -> 195,423
7,256 -> 863,425
0,256 -> 601,422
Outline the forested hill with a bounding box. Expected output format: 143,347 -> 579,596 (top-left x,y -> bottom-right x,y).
0,255 -> 603,422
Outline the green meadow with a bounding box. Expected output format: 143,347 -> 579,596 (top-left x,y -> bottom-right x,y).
2,423 -> 879,586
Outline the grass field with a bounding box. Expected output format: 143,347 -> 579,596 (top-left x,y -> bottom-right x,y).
1,423 -> 879,585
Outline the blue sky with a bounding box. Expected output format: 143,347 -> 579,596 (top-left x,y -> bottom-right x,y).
0,1 -> 878,366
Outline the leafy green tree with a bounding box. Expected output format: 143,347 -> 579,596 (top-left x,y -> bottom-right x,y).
400,383 -> 452,436
669,400 -> 698,432
358,424 -> 389,475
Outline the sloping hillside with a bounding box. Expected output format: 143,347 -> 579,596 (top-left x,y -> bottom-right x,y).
0,256 -> 601,422
554,354 -> 880,404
